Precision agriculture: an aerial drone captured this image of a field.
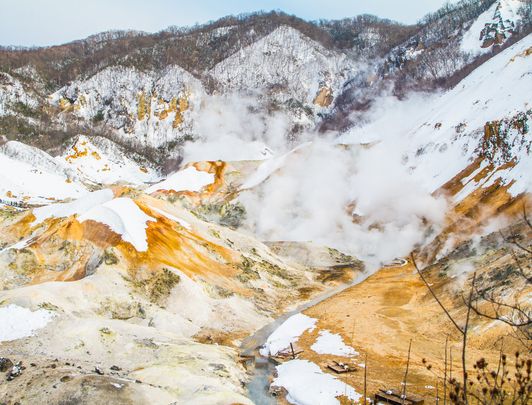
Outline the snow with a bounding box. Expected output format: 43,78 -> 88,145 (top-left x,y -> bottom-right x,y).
242,143 -> 309,189
0,138 -> 157,204
79,198 -> 155,251
461,0 -> 524,55
0,304 -> 55,342
260,313 -> 316,356
311,330 -> 358,357
32,189 -> 114,225
1,141 -> 75,179
146,166 -> 215,194
150,206 -> 192,230
0,237 -> 33,254
32,191 -> 155,251
59,135 -> 159,185
0,149 -> 86,205
210,25 -> 357,107
341,33 -> 532,197
272,359 -> 361,405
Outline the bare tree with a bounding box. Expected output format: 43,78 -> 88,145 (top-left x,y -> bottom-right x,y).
468,209 -> 532,346
414,206 -> 532,403
412,253 -> 476,404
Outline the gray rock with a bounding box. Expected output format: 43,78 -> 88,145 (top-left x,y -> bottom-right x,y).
0,358 -> 13,372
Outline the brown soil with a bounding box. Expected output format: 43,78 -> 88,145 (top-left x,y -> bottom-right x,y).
294,261 -> 519,404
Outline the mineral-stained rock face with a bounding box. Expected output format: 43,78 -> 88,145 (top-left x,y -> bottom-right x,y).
313,86 -> 334,107
50,65 -> 203,148
0,163 -> 359,403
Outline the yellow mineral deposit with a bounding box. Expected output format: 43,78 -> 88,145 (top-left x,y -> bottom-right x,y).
65,143 -> 88,161
313,86 -> 333,107
58,97 -> 73,112
137,91 -> 148,121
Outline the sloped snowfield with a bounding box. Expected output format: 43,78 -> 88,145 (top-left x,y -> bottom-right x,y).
0,304 -> 55,342
341,33 -> 532,197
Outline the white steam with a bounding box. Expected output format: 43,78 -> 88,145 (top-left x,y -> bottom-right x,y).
182,92 -> 449,270
239,139 -> 447,270
183,93 -> 293,163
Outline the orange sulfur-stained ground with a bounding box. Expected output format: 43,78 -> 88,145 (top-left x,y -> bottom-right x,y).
292,257 -> 525,404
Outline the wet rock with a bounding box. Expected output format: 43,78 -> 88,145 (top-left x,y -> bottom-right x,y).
7,362 -> 23,381
269,385 -> 288,398
0,358 -> 13,372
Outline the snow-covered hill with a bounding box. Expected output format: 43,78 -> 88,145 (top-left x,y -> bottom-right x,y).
0,72 -> 39,116
345,33 -> 532,197
59,135 -> 160,185
0,135 -> 161,205
210,25 -> 357,111
0,141 -> 86,205
52,66 -> 203,148
462,0 -> 527,54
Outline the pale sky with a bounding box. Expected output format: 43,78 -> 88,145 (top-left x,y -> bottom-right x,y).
1,0 -> 456,47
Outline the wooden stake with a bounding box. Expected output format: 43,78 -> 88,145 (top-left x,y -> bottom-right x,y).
290,343 -> 295,359
363,353 -> 368,405
401,339 -> 412,405
444,335 -> 448,405
449,347 -> 453,382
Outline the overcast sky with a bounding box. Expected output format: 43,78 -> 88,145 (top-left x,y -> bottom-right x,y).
1,0 -> 456,47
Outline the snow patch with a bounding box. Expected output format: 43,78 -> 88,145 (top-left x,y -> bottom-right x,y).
0,237 -> 34,254
146,166 -> 214,194
311,330 -> 358,357
260,313 -> 316,356
0,304 -> 55,342
79,198 -> 155,251
272,359 -> 361,405
32,189 -> 114,225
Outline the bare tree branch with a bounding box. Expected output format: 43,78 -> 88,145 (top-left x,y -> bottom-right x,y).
411,253 -> 464,334
461,272 -> 476,404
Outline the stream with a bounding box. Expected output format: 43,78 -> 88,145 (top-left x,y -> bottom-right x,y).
240,269 -> 370,405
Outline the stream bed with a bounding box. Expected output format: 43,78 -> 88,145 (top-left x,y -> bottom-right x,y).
240,269 -> 369,405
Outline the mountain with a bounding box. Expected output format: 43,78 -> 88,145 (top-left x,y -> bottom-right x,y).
0,1 -> 531,404
0,2 -> 528,157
